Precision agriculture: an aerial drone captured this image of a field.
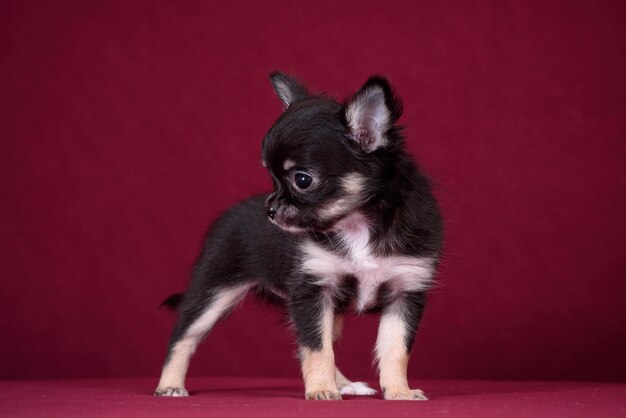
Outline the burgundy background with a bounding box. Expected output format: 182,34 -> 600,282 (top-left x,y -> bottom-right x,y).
2,0 -> 625,382
3,378 -> 626,417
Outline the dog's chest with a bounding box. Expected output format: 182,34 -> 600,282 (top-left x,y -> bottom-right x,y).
300,216 -> 433,311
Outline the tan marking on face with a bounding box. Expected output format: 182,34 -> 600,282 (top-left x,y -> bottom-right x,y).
341,172 -> 366,194
317,173 -> 366,221
283,159 -> 296,171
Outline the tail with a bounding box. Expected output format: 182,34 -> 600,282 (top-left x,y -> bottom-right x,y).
159,293 -> 184,310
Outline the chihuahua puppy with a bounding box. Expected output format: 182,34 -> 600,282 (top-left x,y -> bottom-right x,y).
154,73 -> 443,400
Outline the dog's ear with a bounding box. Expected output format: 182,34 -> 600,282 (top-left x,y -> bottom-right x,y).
269,72 -> 310,109
344,76 -> 403,152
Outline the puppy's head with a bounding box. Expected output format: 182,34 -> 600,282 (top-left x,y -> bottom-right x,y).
262,72 -> 403,233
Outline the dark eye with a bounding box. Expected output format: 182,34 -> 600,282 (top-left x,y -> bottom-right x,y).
294,172 -> 313,189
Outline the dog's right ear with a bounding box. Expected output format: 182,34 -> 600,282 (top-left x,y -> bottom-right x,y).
269,72 -> 310,109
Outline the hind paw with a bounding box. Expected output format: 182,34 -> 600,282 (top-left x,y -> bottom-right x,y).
154,386 -> 189,397
339,381 -> 377,396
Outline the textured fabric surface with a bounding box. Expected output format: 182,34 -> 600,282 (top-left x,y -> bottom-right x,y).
2,0 -> 626,382
1,378 -> 625,418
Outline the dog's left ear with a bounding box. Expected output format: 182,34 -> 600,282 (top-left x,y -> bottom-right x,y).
269,72 -> 310,109
344,76 -> 403,152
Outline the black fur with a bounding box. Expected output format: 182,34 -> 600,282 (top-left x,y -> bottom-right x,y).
401,291 -> 427,351
289,276 -> 326,350
157,73 -> 443,394
160,293 -> 184,310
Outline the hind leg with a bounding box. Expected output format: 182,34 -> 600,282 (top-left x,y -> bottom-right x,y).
332,315 -> 376,396
154,283 -> 251,396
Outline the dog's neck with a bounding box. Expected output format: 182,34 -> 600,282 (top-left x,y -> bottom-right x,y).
366,154 -> 440,257
307,151 -> 441,258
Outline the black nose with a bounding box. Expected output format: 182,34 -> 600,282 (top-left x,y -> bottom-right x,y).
266,205 -> 277,219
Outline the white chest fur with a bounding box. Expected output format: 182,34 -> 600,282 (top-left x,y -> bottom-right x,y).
300,214 -> 434,311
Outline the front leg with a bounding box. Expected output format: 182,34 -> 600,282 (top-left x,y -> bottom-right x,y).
290,277 -> 341,400
375,291 -> 428,400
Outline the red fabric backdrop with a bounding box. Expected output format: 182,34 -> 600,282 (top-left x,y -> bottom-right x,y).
2,0 -> 625,382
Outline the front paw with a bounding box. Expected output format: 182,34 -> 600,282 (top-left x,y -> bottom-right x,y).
305,390 -> 342,400
154,386 -> 189,397
383,388 -> 428,400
